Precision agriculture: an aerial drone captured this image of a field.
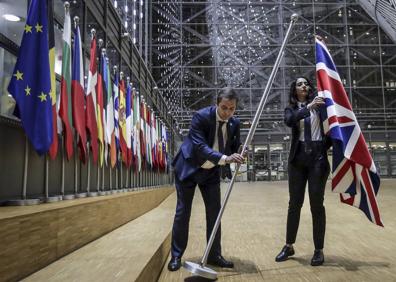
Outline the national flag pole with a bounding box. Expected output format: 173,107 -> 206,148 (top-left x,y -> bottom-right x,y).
126,76 -> 131,190
23,139 -> 30,202
129,82 -> 135,191
48,0 -> 58,161
183,14 -> 299,279
114,66 -> 119,191
98,39 -> 107,196
44,154 -> 60,202
44,0 -> 60,203
97,38 -> 103,195
86,28 -> 97,197
120,71 -> 124,190
102,162 -> 105,193
61,140 -> 66,196
45,155 -> 48,199
108,62 -> 112,191
73,16 -> 80,198
7,139 -> 40,206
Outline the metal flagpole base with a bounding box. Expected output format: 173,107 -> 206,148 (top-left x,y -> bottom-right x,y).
44,196 -> 62,203
183,261 -> 217,280
6,199 -> 41,206
88,191 -> 98,197
75,192 -> 87,198
63,194 -> 76,200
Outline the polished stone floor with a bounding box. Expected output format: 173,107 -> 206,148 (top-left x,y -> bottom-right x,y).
159,180 -> 396,282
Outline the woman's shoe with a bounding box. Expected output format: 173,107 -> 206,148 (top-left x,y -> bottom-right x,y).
310,249 -> 324,266
275,245 -> 295,262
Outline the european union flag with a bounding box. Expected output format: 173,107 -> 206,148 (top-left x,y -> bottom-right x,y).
7,0 -> 53,155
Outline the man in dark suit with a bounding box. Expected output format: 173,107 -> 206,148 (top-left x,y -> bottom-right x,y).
167,88 -> 244,271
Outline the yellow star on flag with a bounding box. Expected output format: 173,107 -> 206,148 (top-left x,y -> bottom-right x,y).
14,70 -> 23,80
38,92 -> 47,102
35,23 -> 43,33
24,24 -> 32,33
25,85 -> 31,96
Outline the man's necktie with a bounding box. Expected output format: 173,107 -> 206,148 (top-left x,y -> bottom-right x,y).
217,121 -> 227,179
218,121 -> 225,153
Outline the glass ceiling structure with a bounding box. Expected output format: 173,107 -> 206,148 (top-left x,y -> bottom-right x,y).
151,0 -> 396,143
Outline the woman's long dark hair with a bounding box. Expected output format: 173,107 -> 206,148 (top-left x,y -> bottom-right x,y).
288,77 -> 315,107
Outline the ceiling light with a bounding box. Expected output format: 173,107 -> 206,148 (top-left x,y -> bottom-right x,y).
3,14 -> 21,22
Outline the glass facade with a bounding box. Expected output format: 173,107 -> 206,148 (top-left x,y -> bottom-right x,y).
151,0 -> 396,178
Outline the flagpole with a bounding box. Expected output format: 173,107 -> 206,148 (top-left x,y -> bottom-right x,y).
23,138 -> 39,204
19,138 -> 29,203
96,132 -> 100,194
101,165 -> 105,194
6,138 -> 39,205
115,164 -> 118,191
120,71 -> 124,192
74,136 -> 78,194
61,14 -> 79,200
73,16 -> 79,198
86,146 -> 91,194
74,138 -> 86,196
60,2 -> 67,200
88,151 -> 98,197
96,164 -> 100,194
45,155 -> 49,199
97,38 -> 104,196
61,137 -> 65,196
44,153 -> 61,202
120,162 -> 123,190
183,13 -> 299,280
126,77 -> 131,191
109,165 -> 112,191
131,154 -> 134,190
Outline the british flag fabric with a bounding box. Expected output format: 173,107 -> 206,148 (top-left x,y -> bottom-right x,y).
315,37 -> 383,227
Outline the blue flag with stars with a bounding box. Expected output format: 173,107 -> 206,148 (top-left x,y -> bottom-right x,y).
7,0 -> 53,155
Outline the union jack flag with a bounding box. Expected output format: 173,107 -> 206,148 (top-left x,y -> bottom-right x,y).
315,37 -> 383,227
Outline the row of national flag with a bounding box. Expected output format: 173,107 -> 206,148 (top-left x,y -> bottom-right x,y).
7,0 -> 168,172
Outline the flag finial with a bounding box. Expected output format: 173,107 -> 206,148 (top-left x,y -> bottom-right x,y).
291,13 -> 299,22
315,35 -> 324,42
91,28 -> 96,40
73,16 -> 79,28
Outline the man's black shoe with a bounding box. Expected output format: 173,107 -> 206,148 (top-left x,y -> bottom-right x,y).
311,249 -> 324,266
167,257 -> 181,271
207,255 -> 234,268
275,245 -> 295,262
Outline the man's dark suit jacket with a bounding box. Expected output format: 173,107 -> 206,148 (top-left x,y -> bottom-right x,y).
284,103 -> 331,163
172,106 -> 241,181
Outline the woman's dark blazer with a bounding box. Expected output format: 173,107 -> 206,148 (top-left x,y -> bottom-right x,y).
284,104 -> 331,163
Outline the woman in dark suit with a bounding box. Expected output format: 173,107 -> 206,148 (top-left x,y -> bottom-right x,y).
275,77 -> 331,266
